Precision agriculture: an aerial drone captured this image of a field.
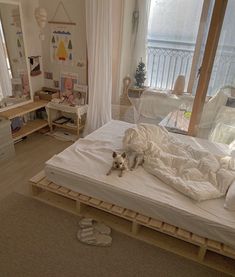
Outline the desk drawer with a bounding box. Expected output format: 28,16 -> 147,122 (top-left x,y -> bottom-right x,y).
0,142 -> 15,161
0,117 -> 12,145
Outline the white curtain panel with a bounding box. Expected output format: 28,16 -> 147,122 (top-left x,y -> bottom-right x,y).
130,0 -> 151,82
0,38 -> 11,101
84,0 -> 112,135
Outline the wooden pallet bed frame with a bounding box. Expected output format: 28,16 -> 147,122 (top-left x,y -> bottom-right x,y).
30,171 -> 235,276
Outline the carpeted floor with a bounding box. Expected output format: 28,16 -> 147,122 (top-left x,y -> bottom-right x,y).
0,193 -> 229,277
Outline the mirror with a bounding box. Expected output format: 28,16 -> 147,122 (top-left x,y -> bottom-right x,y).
0,2 -> 31,110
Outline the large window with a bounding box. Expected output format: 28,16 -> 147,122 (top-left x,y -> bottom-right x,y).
147,0 -> 203,91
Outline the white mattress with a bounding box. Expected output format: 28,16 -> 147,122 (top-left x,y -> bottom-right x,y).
45,120 -> 235,247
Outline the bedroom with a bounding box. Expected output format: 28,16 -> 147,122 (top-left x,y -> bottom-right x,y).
0,0 -> 235,276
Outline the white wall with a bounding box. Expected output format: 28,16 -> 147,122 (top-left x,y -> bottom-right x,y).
39,0 -> 87,88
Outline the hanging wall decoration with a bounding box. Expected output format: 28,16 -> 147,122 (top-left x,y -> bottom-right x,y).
28,56 -> 42,76
48,1 -> 76,66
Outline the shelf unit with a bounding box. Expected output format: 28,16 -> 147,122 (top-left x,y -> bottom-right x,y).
0,100 -> 49,142
12,119 -> 48,141
47,103 -> 87,137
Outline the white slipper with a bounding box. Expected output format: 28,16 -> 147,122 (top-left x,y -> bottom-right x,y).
77,228 -> 112,246
79,218 -> 111,235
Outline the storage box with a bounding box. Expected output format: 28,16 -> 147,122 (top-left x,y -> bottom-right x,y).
35,87 -> 59,101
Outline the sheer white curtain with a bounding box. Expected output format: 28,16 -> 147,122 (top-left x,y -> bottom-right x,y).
84,0 -> 112,135
130,0 -> 151,82
0,37 -> 11,101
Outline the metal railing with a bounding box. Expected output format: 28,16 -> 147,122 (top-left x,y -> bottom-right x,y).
147,39 -> 235,95
147,40 -> 194,90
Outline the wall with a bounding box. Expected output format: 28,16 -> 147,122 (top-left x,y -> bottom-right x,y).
39,0 -> 87,88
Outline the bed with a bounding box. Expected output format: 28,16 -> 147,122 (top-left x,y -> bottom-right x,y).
44,120 -> 235,247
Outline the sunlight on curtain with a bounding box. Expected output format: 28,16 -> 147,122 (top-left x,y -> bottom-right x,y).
130,0 -> 151,81
84,0 -> 112,134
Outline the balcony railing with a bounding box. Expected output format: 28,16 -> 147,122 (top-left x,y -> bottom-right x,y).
147,39 -> 235,95
147,39 -> 194,91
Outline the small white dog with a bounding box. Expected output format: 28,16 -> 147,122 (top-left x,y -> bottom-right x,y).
106,151 -> 129,177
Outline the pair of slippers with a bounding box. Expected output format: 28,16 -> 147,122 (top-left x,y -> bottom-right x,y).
77,218 -> 112,246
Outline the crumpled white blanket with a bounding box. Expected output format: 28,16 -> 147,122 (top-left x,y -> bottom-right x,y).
123,123 -> 235,201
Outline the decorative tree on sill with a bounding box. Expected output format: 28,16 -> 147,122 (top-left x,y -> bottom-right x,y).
135,58 -> 146,88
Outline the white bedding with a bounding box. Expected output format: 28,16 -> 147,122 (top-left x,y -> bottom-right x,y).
123,123 -> 235,201
45,120 -> 235,248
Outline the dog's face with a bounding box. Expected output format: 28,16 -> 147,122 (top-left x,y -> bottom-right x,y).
112,152 -> 126,169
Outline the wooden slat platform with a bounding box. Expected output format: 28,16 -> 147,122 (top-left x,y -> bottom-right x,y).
30,171 -> 235,276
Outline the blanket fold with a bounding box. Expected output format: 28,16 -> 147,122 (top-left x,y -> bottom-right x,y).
123,124 -> 235,201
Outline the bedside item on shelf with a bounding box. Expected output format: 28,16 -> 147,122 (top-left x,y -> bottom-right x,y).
73,84 -> 88,105
0,117 -> 15,161
60,72 -> 78,106
35,87 -> 59,101
11,117 -> 23,132
53,116 -> 71,125
173,75 -> 185,95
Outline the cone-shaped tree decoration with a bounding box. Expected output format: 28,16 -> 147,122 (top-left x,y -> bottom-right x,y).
17,39 -> 21,48
52,36 -> 55,43
134,58 -> 146,88
68,40 -> 72,50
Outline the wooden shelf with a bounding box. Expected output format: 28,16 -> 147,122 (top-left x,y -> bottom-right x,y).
52,122 -> 77,131
12,119 -> 48,141
0,100 -> 48,120
52,122 -> 85,131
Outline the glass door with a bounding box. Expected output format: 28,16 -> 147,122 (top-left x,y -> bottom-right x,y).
196,0 -> 235,146
136,0 -> 212,135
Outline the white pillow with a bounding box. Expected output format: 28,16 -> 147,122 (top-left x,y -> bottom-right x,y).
225,181 -> 235,211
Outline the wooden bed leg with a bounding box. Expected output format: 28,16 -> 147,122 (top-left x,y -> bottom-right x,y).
198,246 -> 207,261
31,184 -> 42,196
76,200 -> 82,214
76,201 -> 86,215
132,221 -> 140,235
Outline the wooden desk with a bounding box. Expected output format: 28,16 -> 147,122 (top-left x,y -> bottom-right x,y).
159,110 -> 191,135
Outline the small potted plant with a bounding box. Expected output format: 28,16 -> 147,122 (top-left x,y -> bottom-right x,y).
134,58 -> 146,88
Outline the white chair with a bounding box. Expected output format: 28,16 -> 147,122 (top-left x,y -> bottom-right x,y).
197,89 -> 229,138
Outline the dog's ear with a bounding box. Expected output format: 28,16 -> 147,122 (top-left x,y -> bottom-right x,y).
113,151 -> 117,158
121,152 -> 126,158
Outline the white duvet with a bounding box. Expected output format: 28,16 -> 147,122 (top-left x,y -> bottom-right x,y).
123,124 -> 235,201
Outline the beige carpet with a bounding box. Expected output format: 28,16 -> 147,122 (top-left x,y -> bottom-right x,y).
0,193 -> 229,277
